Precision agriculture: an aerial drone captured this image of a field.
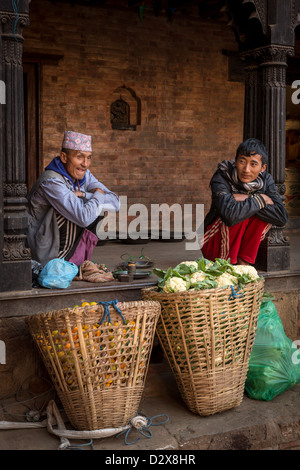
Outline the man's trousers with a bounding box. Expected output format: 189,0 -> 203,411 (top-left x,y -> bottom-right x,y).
201,216 -> 271,264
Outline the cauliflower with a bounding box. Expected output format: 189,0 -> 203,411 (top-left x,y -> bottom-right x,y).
233,265 -> 259,280
190,271 -> 207,283
158,259 -> 260,294
216,272 -> 237,288
179,261 -> 198,269
163,277 -> 188,293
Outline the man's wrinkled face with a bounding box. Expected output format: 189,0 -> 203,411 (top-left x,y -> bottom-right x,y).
60,150 -> 92,181
235,153 -> 266,183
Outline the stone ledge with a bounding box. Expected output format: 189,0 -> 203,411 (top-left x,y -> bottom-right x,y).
1,270 -> 299,318
261,270 -> 300,291
0,277 -> 158,318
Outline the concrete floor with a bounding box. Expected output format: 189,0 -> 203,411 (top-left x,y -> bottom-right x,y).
90,229 -> 300,273
0,367 -> 299,451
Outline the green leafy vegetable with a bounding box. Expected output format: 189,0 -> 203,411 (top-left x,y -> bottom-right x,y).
152,257 -> 262,293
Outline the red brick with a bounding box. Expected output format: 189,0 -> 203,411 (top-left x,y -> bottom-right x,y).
24,0 -> 244,217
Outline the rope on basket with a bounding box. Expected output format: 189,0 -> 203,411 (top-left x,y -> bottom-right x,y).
116,413 -> 169,445
228,285 -> 245,300
46,403 -> 169,449
62,439 -> 94,451
97,299 -> 126,325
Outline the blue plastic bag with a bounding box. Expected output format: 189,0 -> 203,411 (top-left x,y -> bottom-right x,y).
37,258 -> 78,289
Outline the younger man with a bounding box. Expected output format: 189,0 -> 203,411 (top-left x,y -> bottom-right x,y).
201,138 -> 288,265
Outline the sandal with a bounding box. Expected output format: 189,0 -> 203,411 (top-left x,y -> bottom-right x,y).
80,260 -> 114,283
73,264 -> 83,281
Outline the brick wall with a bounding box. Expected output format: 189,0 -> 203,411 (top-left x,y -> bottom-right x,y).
23,0 -> 244,222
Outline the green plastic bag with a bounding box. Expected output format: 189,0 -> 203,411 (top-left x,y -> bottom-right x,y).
245,299 -> 300,401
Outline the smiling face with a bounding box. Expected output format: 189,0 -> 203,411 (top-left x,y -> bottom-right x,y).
235,152 -> 267,183
60,149 -> 92,181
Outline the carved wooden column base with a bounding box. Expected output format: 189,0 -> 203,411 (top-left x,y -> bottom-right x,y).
2,186 -> 31,291
255,183 -> 290,272
255,227 -> 290,272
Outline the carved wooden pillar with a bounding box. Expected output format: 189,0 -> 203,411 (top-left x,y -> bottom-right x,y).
242,45 -> 293,271
224,0 -> 300,271
0,1 -> 32,291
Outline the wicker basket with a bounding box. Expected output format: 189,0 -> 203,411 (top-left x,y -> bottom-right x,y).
142,279 -> 264,416
26,300 -> 161,430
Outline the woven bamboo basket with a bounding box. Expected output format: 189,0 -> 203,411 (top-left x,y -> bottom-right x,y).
26,300 -> 161,430
142,279 -> 264,416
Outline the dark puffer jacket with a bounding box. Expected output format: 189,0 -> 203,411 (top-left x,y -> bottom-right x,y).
204,167 -> 288,228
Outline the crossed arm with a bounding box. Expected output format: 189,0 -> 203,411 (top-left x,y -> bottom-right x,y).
40,176 -> 119,227
233,193 -> 274,205
210,173 -> 288,227
73,187 -> 104,197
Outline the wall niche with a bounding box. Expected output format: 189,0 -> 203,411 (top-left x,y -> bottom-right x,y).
110,85 -> 141,131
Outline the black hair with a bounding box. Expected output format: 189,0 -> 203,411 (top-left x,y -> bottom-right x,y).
61,148 -> 72,155
235,138 -> 268,165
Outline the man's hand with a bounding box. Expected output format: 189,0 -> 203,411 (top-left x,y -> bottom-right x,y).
233,193 -> 248,202
91,188 -> 105,195
73,190 -> 82,198
260,194 -> 274,205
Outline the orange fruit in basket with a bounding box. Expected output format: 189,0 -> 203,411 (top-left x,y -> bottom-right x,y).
106,374 -> 113,387
81,302 -> 90,307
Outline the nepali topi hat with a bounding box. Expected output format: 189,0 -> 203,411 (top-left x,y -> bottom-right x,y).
62,131 -> 92,152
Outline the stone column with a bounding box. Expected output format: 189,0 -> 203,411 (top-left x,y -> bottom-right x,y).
0,1 -> 32,291
241,45 -> 293,271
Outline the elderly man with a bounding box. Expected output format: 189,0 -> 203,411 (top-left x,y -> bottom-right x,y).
201,138 -> 288,266
26,131 -> 119,274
